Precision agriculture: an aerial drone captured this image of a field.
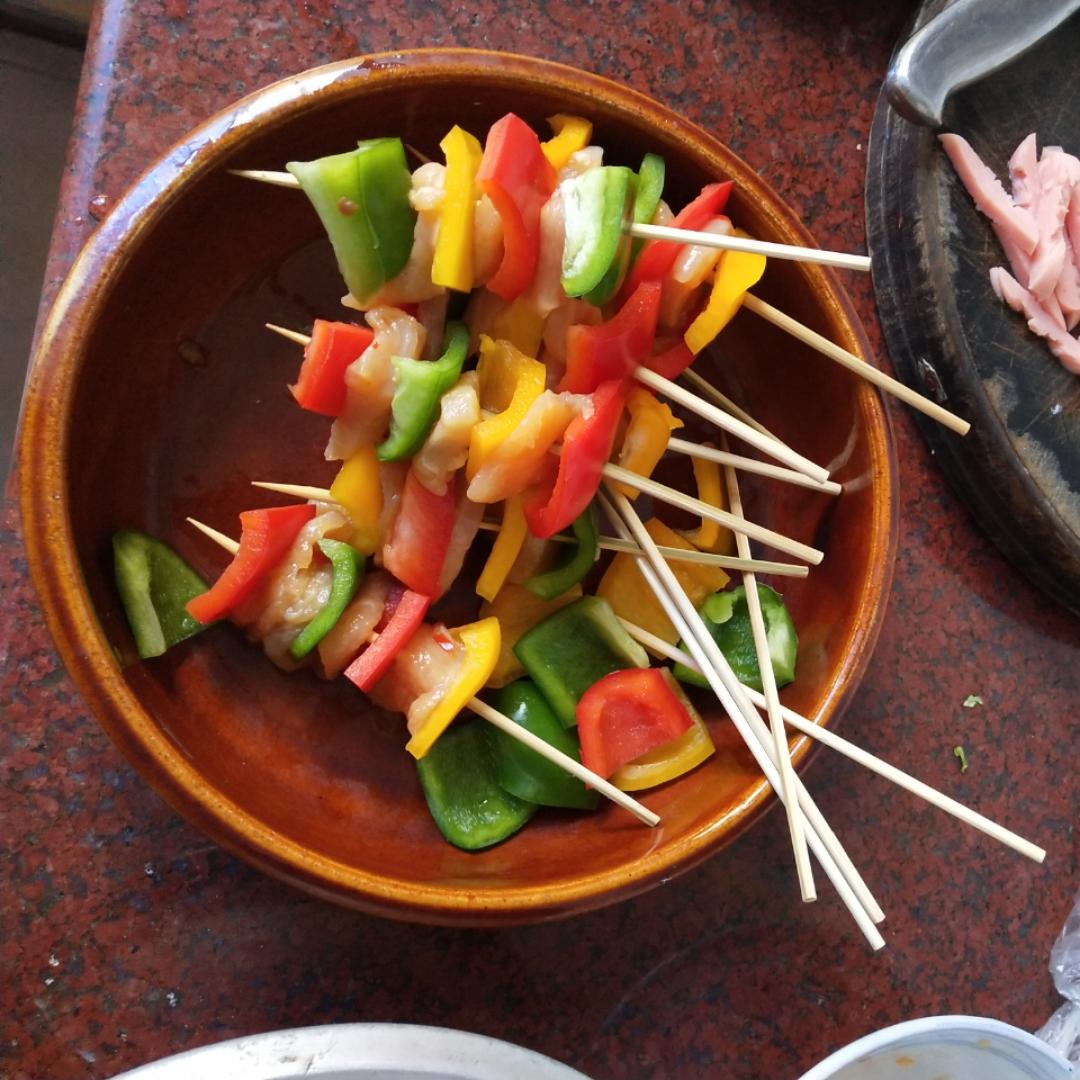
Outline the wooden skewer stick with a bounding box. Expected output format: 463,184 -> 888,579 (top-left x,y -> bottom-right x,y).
599,489 -> 885,947
233,170 -> 868,272
678,369 -> 779,440
185,516 -> 658,826
633,366 -> 831,484
248,480 -> 808,578
741,294 -> 971,436
722,444 -> 815,901
601,463 -> 823,566
667,438 -> 842,495
628,221 -> 871,272
621,621 -> 1046,864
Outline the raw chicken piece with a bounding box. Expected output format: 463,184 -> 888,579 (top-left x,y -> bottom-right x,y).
316,570 -> 392,678
411,372 -> 481,496
522,188 -> 568,319
990,267 -> 1080,374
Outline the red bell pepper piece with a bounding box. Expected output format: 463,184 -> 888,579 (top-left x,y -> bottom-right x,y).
476,114 -> 556,301
619,181 -> 734,302
289,320 -> 374,417
576,667 -> 694,779
381,466 -> 456,597
186,504 -> 316,624
645,340 -> 695,381
344,589 -> 431,692
558,280 -> 662,394
524,380 -> 625,539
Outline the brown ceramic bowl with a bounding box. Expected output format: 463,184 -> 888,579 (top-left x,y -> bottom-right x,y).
19,50 -> 897,924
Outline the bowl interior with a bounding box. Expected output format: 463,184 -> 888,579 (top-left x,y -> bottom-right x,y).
29,53 -> 895,920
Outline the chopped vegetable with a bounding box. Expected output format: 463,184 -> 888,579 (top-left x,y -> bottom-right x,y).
541,114 -> 593,171
513,596 -> 649,727
674,583 -> 797,691
343,588 -> 431,693
406,617 -> 502,758
684,245 -> 767,355
962,694 -> 983,708
610,672 -> 714,790
287,138 -> 415,305
328,446 -> 382,555
954,745 -> 969,773
576,667 -> 694,780
431,125 -> 483,292
417,717 -> 536,850
524,503 -> 598,601
476,493 -> 528,602
186,505 -> 316,625
561,165 -> 634,298
523,379 -> 626,539
489,680 -> 598,809
476,114 -> 556,300
289,320 -> 374,417
682,452 -> 734,554
380,467 -> 456,596
611,388 -> 682,499
559,280 -> 661,394
628,152 -> 666,263
479,582 -> 583,688
376,321 -> 469,461
597,517 -> 729,642
113,531 -> 210,658
288,539 -> 365,660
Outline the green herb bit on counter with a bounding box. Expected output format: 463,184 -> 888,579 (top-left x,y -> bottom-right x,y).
962,694 -> 983,708
113,531 -> 211,659
953,745 -> 969,773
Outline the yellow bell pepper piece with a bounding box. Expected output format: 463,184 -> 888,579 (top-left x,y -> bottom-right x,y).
488,297 -> 545,357
611,671 -> 715,790
541,114 -> 593,171
475,494 -> 527,602
468,336 -> 546,479
406,617 -> 501,759
597,518 -> 729,642
682,454 -> 734,555
683,246 -> 767,356
431,125 -> 483,293
479,582 -> 583,688
612,388 -> 682,499
328,445 -> 382,555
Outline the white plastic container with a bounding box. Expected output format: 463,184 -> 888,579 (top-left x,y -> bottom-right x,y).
800,1016 -> 1073,1080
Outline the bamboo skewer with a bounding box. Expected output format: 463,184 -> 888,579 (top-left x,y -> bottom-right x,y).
598,490 -> 886,948
247,481 -> 808,578
621,621 -> 1046,865
679,370 -> 781,441
667,438 -> 842,495
629,221 -> 871,272
600,463 -> 823,565
633,366 -> 831,484
232,169 -> 868,270
741,294 -> 971,436
184,516 -> 659,827
722,449 -> 815,901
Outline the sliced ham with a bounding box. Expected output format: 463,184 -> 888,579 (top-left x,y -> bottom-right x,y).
940,133 -> 1039,255
990,267 -> 1080,374
1008,134 -> 1040,211
1027,148 -> 1074,303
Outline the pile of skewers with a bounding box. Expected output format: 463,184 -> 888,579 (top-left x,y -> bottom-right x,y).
159,111 -> 1042,952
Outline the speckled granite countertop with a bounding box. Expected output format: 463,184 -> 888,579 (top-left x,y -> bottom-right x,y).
3,3 -> 1078,1078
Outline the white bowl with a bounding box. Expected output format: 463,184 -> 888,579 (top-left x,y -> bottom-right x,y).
800,1016 -> 1073,1080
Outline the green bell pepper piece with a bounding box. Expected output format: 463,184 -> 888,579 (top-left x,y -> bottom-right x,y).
629,152 -> 665,263
513,596 -> 649,727
112,530 -> 210,659
416,717 -> 536,850
289,539 -> 365,661
584,153 -> 666,306
523,503 -> 598,601
489,681 -> 599,810
561,165 -> 634,298
674,583 -> 798,691
287,137 -> 416,305
376,321 -> 469,462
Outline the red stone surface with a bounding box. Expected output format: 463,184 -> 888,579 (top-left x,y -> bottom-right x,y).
2,3 -> 1078,1079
